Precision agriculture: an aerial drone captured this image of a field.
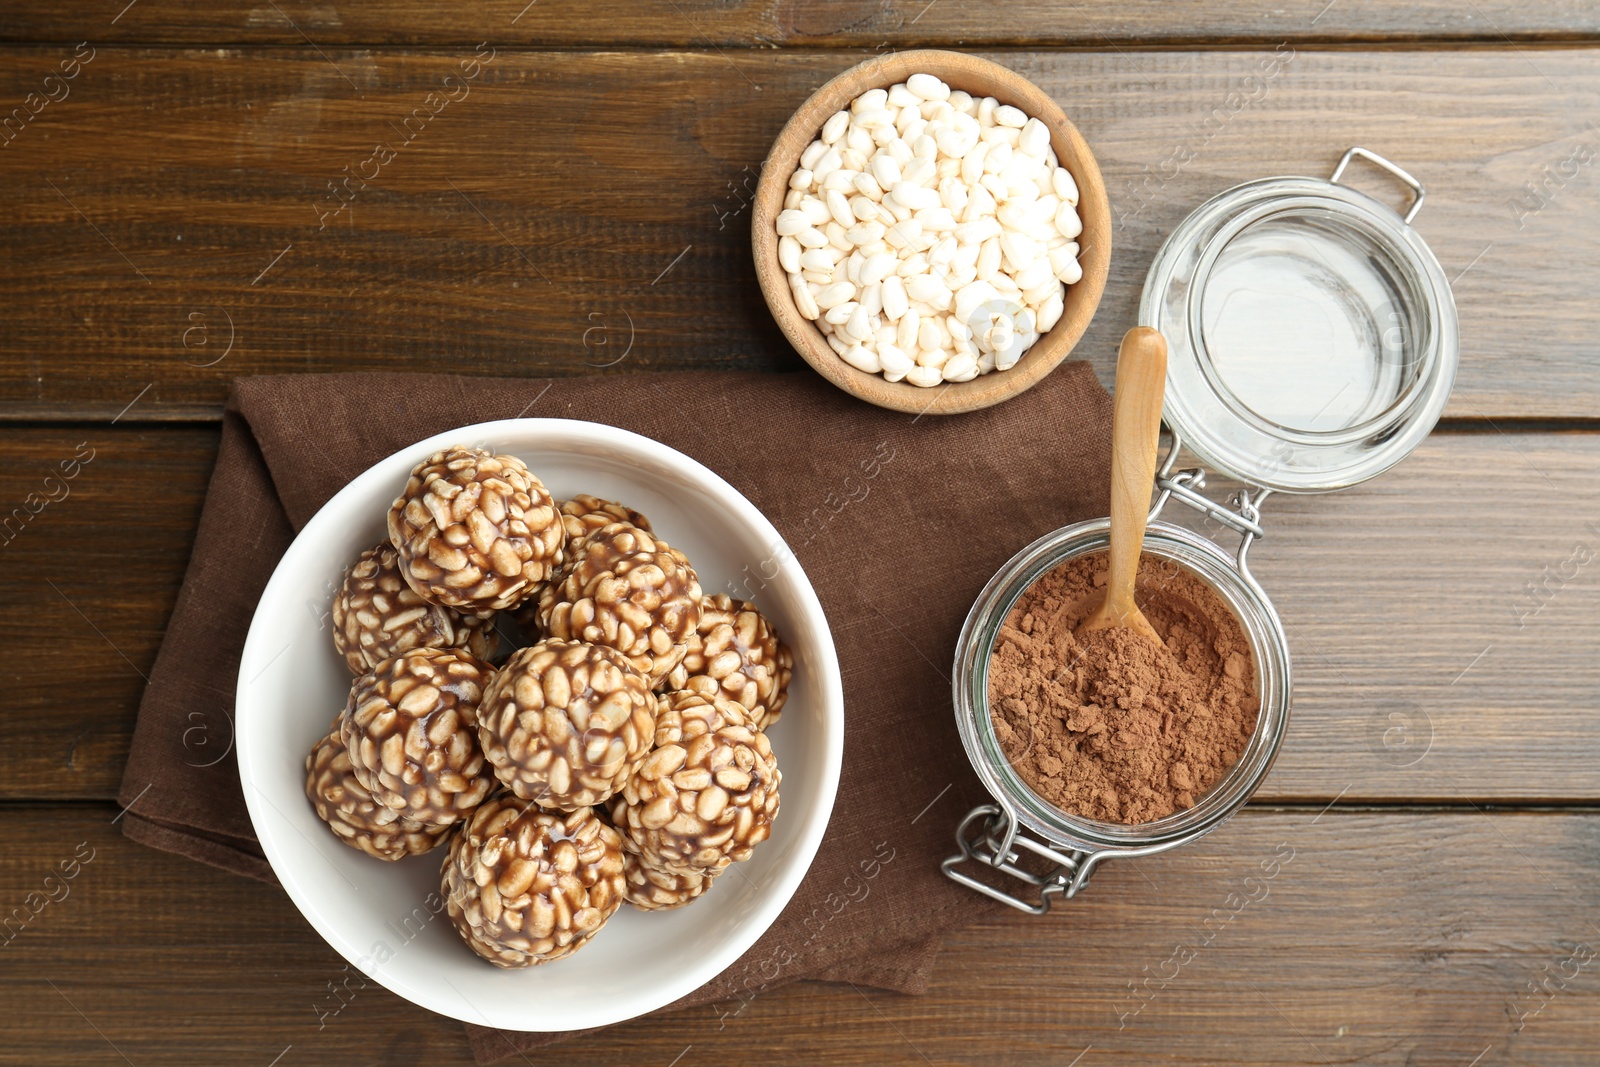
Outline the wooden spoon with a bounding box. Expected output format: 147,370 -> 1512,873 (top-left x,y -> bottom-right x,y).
1078,326 -> 1169,645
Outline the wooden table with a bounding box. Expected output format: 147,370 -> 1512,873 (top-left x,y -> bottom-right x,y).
4,3 -> 1599,1064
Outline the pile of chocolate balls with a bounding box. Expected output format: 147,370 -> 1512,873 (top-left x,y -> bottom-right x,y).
304,445 -> 791,967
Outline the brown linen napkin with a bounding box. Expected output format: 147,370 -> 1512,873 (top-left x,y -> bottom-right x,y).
117,366 -> 1113,1063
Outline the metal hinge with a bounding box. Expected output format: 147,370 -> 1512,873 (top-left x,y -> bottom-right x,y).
1151,432 -> 1272,581
941,805 -> 1096,915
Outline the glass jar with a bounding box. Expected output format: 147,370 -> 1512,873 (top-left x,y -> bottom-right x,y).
944,148 -> 1458,913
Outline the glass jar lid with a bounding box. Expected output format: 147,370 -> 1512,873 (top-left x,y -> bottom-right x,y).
1139,148 -> 1458,493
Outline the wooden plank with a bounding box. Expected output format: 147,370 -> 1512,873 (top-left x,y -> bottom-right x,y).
4,0 -> 1600,47
0,426 -> 215,799
2,425 -> 1597,804
1193,430 -> 1600,805
0,48 -> 1597,421
3,804 -> 1597,1064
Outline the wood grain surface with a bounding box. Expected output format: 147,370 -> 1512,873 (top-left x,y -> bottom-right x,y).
3,0 -> 1600,47
0,426 -> 215,799
3,805 -> 1595,1066
2,48 -> 1599,420
3,426 -> 1596,803
2,7 -> 1597,1065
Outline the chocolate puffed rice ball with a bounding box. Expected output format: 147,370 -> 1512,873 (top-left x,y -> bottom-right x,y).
341,648 -> 496,827
559,494 -> 653,544
477,639 -> 656,810
538,522 -> 701,686
611,717 -> 780,876
442,796 -> 625,967
387,446 -> 565,613
663,595 -> 793,729
305,727 -> 452,860
506,493 -> 657,640
449,907 -> 537,968
622,851 -> 713,911
652,689 -> 752,747
332,542 -> 498,674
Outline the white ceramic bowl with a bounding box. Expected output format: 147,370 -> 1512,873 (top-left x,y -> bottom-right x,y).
236,419 -> 843,1031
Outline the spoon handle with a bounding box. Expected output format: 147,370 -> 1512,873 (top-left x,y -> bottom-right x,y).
1103,327 -> 1169,622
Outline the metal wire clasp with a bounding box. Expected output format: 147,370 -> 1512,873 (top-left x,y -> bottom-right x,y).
1150,432 -> 1272,582
940,804 -> 1099,914
1331,146 -> 1426,224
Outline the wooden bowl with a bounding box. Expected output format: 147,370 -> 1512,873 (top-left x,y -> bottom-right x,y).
752,49 -> 1111,416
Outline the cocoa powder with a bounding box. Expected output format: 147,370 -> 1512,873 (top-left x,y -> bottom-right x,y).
987,552 -> 1258,824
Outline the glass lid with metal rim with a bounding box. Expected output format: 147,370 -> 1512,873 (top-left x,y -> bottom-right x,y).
1139,147 -> 1459,493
